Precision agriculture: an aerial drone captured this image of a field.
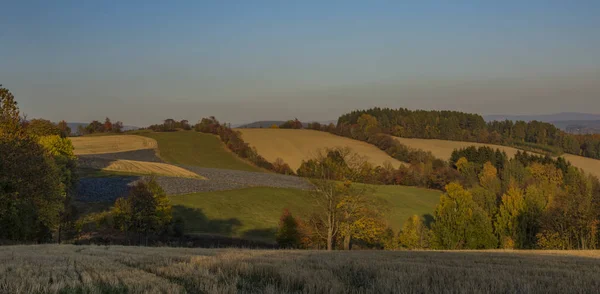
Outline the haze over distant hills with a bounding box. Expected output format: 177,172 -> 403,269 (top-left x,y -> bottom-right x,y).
484,112 -> 600,123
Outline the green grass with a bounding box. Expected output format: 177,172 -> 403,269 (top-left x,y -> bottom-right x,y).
137,131 -> 262,172
169,185 -> 441,242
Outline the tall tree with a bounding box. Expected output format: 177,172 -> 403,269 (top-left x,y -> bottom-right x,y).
432,183 -> 497,249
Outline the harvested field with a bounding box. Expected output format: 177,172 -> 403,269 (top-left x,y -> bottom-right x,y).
71,135 -> 157,155
2,245 -> 600,294
78,157 -> 202,179
394,137 -> 600,178
237,129 -> 404,171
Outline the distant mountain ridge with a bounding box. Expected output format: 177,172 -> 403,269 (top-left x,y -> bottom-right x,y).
484,112 -> 600,122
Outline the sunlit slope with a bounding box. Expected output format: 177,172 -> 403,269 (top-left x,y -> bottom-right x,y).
393,137 -> 600,178
170,185 -> 441,242
71,135 -> 157,155
237,129 -> 403,171
138,131 -> 263,172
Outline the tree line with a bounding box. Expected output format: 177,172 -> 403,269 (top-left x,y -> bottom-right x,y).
336,107 -> 600,159
78,117 -> 124,135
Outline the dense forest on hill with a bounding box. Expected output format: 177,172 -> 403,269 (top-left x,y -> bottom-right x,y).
337,108 -> 600,159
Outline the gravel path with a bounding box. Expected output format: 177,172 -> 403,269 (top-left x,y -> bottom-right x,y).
75,146 -> 313,202
78,149 -> 163,162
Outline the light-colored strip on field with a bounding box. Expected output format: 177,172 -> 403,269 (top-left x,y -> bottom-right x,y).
71,135 -> 158,155
237,129 -> 404,171
102,160 -> 205,179
394,137 -> 600,178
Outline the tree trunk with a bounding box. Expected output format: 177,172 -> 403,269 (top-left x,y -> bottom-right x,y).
327,227 -> 334,251
343,234 -> 352,250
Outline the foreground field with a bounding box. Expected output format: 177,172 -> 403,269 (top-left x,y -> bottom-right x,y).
138,131 -> 262,172
394,137 -> 600,178
170,185 -> 441,242
71,135 -> 157,155
237,129 -> 404,171
2,245 -> 599,294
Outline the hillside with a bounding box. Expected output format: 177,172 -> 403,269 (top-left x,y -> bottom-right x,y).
237,129 -> 404,171
137,131 -> 263,172
393,137 -> 600,178
170,185 -> 441,242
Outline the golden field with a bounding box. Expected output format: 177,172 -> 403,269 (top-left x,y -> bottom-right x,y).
237,129 -> 404,171
100,159 -> 203,179
71,135 -> 158,155
1,245 -> 600,293
393,137 -> 600,178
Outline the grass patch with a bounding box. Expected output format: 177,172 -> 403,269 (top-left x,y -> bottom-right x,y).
169,185 -> 441,242
138,131 -> 262,172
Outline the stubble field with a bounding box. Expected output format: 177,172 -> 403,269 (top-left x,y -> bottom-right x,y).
2,245 -> 599,294
237,129 -> 404,171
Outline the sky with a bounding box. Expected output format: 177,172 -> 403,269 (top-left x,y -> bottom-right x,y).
1,1 -> 599,126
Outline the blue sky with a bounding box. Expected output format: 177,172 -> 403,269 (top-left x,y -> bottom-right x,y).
1,1 -> 599,126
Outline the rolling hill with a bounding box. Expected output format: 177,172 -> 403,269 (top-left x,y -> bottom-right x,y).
137,131 -> 263,172
393,137 -> 600,178
237,128 -> 404,171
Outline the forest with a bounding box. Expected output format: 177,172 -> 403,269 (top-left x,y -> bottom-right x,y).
337,107 -> 600,159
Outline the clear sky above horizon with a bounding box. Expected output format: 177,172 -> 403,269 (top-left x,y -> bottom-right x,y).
1,1 -> 599,126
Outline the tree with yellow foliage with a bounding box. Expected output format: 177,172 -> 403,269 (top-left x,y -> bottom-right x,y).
398,215 -> 430,249
495,185 -> 526,248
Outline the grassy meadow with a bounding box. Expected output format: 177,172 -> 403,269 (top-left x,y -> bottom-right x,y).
2,245 -> 600,293
71,135 -> 157,155
393,136 -> 600,178
138,131 -> 262,172
237,128 -> 404,171
169,185 -> 441,242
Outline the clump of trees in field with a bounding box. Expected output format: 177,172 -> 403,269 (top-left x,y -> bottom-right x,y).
0,86 -> 78,243
336,108 -> 600,159
79,117 -> 124,134
147,119 -> 192,132
195,116 -> 295,175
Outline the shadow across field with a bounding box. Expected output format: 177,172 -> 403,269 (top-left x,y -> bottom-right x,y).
173,205 -> 242,236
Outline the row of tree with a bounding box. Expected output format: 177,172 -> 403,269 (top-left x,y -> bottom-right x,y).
147,119 -> 192,132
195,117 -> 295,175
79,117 -> 124,135
336,108 -> 600,159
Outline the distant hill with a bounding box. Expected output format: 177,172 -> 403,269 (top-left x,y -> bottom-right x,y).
484,112 -> 600,122
551,120 -> 600,134
237,120 -> 336,129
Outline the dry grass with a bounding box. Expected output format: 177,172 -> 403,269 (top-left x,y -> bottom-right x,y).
71,135 -> 158,155
1,245 -> 600,293
102,160 -> 204,179
238,129 -> 404,171
394,137 -> 600,178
